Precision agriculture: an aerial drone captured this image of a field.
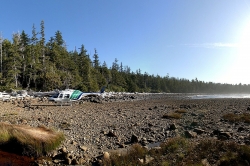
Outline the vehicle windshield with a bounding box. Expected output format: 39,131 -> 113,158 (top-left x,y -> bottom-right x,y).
52,93 -> 59,98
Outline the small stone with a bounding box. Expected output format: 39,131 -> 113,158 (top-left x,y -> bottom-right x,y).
118,142 -> 125,148
97,159 -> 103,165
148,138 -> 156,143
138,158 -> 144,163
65,158 -> 71,165
238,127 -> 245,132
148,123 -> 153,127
100,130 -> 107,134
193,128 -> 205,134
131,134 -> 139,143
49,150 -> 58,158
53,159 -> 63,164
145,155 -> 154,164
184,130 -> 197,138
218,132 -> 231,140
169,123 -> 177,130
103,152 -> 110,160
212,129 -> 219,136
71,158 -> 79,165
71,140 -> 78,145
60,147 -> 67,153
80,145 -> 88,151
191,113 -> 198,116
78,158 -> 87,165
63,152 -> 70,159
20,119 -> 27,124
107,130 -> 117,137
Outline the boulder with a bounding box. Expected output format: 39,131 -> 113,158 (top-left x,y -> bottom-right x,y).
238,126 -> 244,132
65,158 -> 71,165
131,134 -> 139,143
107,130 -> 117,137
184,130 -> 197,138
60,147 -> 67,154
103,152 -> 110,160
71,158 -> 79,165
80,145 -> 88,151
78,158 -> 87,165
220,132 -> 231,139
193,128 -> 205,135
169,123 -> 177,130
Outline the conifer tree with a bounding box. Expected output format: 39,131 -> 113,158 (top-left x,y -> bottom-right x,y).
101,61 -> 111,85
93,48 -> 99,69
78,45 -> 92,91
20,30 -> 30,87
6,33 -> 22,88
55,30 -> 64,46
29,24 -> 40,89
40,20 -> 45,67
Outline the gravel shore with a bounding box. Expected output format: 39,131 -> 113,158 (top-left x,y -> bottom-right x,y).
1,93 -> 250,165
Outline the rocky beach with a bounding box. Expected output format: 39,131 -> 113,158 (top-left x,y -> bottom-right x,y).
0,93 -> 250,165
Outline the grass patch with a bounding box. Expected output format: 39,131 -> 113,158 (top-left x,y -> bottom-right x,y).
186,139 -> 250,165
102,137 -> 250,166
162,113 -> 182,119
175,109 -> 188,114
103,143 -> 147,166
0,122 -> 64,157
222,113 -> 250,123
161,137 -> 189,153
2,112 -> 18,116
197,109 -> 208,113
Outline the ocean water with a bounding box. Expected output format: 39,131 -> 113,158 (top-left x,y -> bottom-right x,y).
189,94 -> 250,99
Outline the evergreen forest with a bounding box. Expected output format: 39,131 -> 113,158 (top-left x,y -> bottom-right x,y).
1,21 -> 250,93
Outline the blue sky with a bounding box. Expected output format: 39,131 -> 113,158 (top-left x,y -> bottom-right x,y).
1,0 -> 250,84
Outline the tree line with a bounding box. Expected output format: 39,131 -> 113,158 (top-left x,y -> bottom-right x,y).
1,20 -> 250,93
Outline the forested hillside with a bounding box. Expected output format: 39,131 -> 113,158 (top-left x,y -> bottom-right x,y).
1,21 -> 250,93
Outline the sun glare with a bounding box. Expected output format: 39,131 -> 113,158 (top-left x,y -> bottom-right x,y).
238,19 -> 250,56
218,56 -> 250,85
227,19 -> 250,84
218,19 -> 250,85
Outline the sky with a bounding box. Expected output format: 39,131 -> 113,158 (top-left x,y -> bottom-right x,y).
1,0 -> 250,85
